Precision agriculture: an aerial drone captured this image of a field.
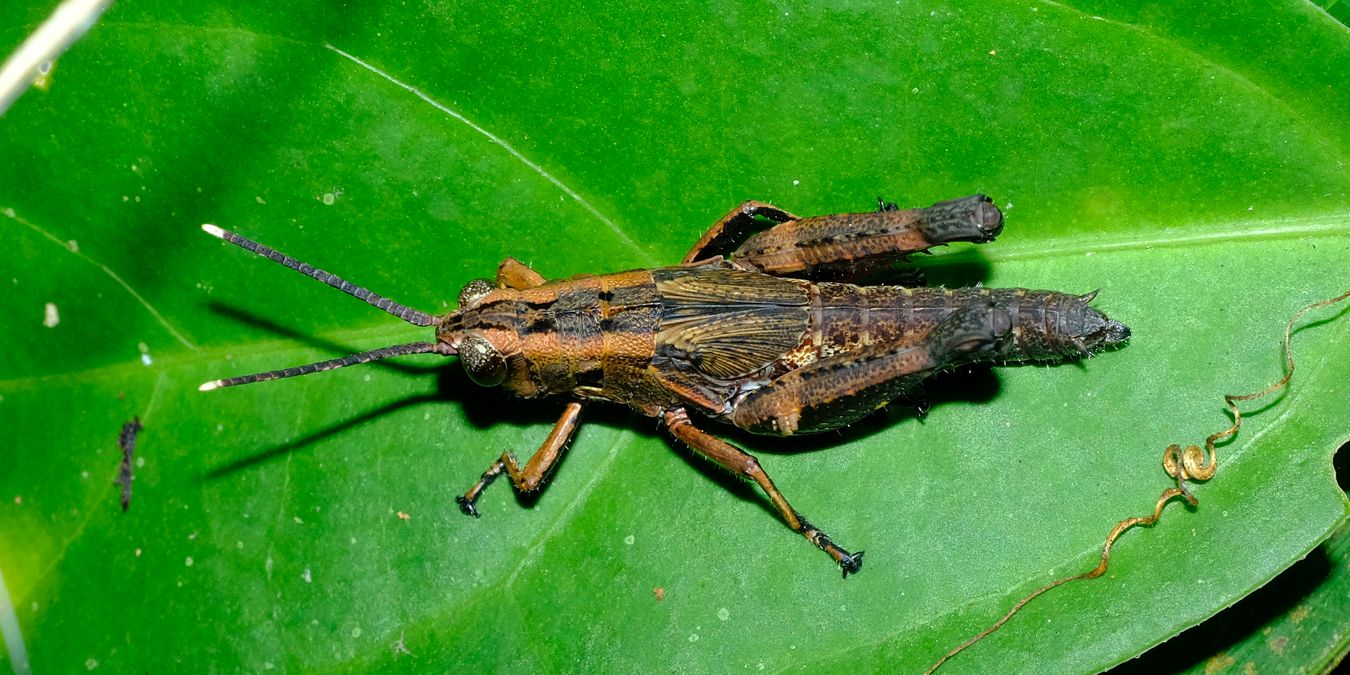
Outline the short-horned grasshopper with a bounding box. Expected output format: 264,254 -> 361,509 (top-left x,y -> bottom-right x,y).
200,195 -> 1129,576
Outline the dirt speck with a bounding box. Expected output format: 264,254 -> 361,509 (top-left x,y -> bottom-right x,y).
1267,635 -> 1288,656
392,633 -> 413,658
1204,652 -> 1235,674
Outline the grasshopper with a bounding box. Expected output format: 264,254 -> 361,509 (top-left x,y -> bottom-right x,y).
200,194 -> 1129,576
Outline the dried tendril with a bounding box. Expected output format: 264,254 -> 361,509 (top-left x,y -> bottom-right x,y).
926,290 -> 1350,674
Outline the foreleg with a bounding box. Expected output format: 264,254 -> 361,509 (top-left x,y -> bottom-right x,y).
456,402 -> 584,516
497,257 -> 547,289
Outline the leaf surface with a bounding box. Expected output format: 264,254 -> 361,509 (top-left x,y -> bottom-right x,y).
1,1 -> 1347,672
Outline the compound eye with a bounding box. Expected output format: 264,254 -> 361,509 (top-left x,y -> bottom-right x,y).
459,333 -> 507,387
458,278 -> 495,309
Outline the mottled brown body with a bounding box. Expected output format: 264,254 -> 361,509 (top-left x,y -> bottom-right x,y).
445,265 -> 1118,436
202,194 -> 1129,577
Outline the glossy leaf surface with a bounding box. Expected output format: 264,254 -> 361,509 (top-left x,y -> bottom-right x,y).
1,1 -> 1347,672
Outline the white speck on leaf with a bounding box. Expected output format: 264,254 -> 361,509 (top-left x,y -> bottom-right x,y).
67,239 -> 78,252
302,568 -> 312,583
624,534 -> 635,545
43,302 -> 59,327
86,658 -> 98,670
688,633 -> 699,643
351,626 -> 362,638
322,192 -> 336,205
185,556 -> 194,567
718,607 -> 730,621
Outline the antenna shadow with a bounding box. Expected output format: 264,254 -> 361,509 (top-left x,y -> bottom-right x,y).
201,393 -> 445,481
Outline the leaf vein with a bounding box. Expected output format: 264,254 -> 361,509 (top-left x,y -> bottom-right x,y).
1037,0 -> 1349,169
1,206 -> 199,351
324,44 -> 656,266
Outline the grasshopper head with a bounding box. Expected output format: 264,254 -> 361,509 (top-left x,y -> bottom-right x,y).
437,278 -> 539,396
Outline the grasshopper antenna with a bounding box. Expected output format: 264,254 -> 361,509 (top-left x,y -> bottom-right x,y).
199,224 -> 456,392
199,341 -> 454,391
201,224 -> 436,326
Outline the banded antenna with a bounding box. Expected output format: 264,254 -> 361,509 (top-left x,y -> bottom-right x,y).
198,224 -> 455,392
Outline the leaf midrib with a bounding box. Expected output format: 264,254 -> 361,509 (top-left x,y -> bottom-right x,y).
4,215 -> 1347,388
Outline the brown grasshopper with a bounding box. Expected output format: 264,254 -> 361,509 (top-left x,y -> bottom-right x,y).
200,194 -> 1129,576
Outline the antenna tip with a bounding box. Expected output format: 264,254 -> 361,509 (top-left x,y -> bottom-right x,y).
201,224 -> 226,238
198,380 -> 222,392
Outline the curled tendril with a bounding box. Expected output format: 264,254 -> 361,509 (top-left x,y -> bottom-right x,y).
927,289 -> 1350,674
1163,289 -> 1350,498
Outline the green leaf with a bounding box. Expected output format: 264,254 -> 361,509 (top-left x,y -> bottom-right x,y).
1,1 -> 1347,672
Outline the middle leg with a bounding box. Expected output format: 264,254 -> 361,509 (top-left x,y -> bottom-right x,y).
663,406 -> 864,577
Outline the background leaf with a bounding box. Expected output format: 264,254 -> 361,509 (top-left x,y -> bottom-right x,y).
2,1 -> 1347,672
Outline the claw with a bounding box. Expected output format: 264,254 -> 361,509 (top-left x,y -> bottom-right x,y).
839,550 -> 865,578
914,398 -> 932,419
455,495 -> 481,518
